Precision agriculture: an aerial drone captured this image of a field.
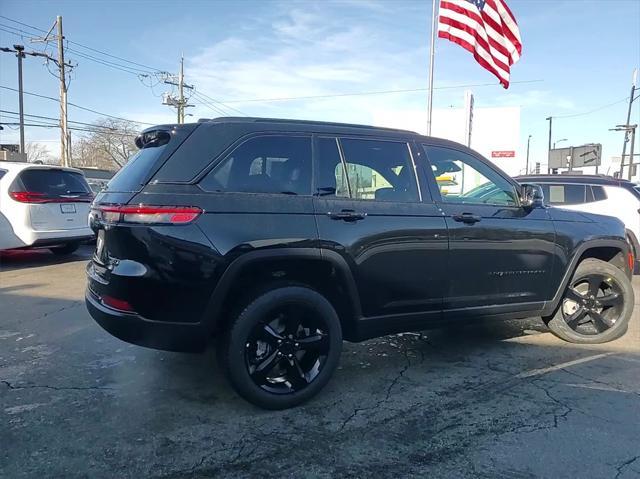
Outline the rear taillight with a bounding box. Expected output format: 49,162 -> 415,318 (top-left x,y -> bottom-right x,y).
102,295 -> 135,313
10,191 -> 48,203
10,191 -> 93,203
94,205 -> 202,224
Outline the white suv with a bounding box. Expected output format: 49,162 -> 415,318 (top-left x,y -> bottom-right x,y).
0,162 -> 95,254
517,174 -> 640,271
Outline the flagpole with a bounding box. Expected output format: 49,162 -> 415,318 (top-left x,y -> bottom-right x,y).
427,0 -> 439,136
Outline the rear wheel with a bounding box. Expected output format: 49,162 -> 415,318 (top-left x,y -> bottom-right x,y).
544,258 -> 634,344
219,285 -> 342,410
49,242 -> 79,255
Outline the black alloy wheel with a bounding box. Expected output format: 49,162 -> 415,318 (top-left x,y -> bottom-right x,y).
245,304 -> 330,394
561,273 -> 624,335
220,285 -> 342,409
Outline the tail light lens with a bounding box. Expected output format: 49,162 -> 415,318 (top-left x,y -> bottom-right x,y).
10,191 -> 49,203
94,205 -> 202,225
10,191 -> 94,203
102,295 -> 135,313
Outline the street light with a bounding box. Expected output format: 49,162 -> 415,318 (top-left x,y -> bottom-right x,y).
553,138 -> 568,149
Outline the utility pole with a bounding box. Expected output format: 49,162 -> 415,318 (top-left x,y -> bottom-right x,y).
525,134 -> 532,174
57,16 -> 69,167
619,69 -> 638,178
32,16 -> 74,167
1,44 -> 63,159
14,45 -> 25,154
611,124 -> 638,179
546,116 -> 553,174
162,55 -> 193,124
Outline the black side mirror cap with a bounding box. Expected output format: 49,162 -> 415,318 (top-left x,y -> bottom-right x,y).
520,183 -> 544,209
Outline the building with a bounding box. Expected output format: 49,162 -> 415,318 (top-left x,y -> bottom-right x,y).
373,92 -> 523,177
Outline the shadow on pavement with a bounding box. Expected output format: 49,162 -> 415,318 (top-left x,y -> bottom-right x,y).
0,244 -> 93,272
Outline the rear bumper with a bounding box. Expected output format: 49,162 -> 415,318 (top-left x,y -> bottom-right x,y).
23,227 -> 95,246
85,289 -> 208,353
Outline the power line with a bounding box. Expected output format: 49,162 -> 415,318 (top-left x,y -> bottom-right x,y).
0,109 -> 124,130
552,97 -> 631,119
217,79 -> 545,104
66,47 -> 153,76
191,91 -> 242,117
192,89 -> 248,116
0,85 -> 156,125
0,15 -> 165,73
0,121 -> 136,136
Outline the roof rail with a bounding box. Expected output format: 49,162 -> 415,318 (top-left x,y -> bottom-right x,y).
203,116 -> 418,134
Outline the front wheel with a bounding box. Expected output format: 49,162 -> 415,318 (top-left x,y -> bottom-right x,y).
219,285 -> 342,410
544,258 -> 634,344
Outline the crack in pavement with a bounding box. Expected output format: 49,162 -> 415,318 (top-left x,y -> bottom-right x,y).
338,346 -> 416,432
615,455 -> 640,479
1,379 -> 113,392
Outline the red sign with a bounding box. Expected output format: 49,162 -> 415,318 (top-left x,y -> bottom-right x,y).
491,150 -> 516,158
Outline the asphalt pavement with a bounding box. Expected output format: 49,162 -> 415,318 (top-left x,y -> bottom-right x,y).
1,245 -> 639,478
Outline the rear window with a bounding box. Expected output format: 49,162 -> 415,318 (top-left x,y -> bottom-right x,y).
106,124 -> 198,192
16,169 -> 91,196
107,146 -> 168,192
199,135 -> 312,195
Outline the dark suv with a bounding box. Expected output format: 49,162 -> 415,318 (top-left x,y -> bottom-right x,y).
86,117 -> 635,409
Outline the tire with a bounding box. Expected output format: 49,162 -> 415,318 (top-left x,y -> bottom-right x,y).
544,258 -> 634,344
49,242 -> 80,255
219,285 -> 342,410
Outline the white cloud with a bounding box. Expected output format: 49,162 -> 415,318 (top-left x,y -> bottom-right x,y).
185,6 -> 428,124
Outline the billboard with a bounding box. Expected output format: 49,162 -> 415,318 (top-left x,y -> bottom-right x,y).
549,144 -> 602,169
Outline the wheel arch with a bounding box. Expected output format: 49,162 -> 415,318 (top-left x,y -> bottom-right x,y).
202,248 -> 363,341
543,238 -> 630,316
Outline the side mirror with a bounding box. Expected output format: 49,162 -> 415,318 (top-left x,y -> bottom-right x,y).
520,183 -> 544,209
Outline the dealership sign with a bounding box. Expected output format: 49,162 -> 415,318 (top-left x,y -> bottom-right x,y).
491,150 -> 516,158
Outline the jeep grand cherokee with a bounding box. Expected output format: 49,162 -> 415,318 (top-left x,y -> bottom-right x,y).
86,117 -> 635,409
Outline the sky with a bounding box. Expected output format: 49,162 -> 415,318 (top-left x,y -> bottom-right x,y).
0,0 -> 639,172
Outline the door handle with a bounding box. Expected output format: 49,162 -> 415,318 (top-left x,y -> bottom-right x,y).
452,212 -> 482,224
327,209 -> 367,222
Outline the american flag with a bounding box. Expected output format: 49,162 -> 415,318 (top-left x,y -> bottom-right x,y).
438,0 -> 522,88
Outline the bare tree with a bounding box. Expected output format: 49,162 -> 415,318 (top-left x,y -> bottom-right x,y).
25,142 -> 53,164
72,118 -> 139,170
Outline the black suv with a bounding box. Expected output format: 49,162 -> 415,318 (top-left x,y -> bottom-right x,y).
86,117 -> 635,409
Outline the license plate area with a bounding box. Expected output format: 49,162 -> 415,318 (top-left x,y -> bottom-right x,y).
60,204 -> 77,214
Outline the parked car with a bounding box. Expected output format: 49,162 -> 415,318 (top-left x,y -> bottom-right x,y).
516,174 -> 640,272
0,162 -> 95,254
86,118 -> 635,409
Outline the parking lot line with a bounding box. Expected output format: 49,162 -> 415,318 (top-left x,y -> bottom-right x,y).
515,352 -> 615,379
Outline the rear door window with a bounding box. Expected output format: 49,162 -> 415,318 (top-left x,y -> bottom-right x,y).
315,137 -> 349,197
15,169 -> 92,198
199,135 -> 312,195
0,169 -> 6,181
338,138 -> 419,202
547,184 -> 586,205
591,186 -> 607,201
